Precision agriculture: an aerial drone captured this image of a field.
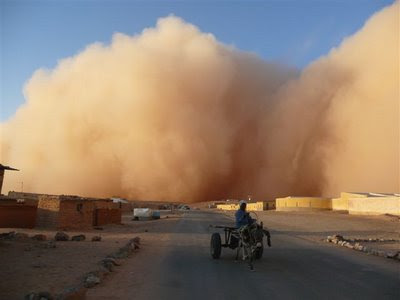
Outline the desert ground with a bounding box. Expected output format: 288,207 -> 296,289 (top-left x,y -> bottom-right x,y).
1,209 -> 399,299
0,212 -> 181,299
87,209 -> 399,300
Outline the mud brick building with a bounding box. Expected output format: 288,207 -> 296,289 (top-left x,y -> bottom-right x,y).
0,196 -> 37,228
36,195 -> 121,230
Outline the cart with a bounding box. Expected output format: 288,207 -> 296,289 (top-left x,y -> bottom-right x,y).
210,214 -> 271,270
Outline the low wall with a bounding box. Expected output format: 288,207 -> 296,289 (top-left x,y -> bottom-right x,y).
217,204 -> 238,210
247,202 -> 266,211
331,197 -> 348,211
276,197 -> 331,211
0,205 -> 37,228
332,192 -> 369,211
348,197 -> 400,215
217,201 -> 273,211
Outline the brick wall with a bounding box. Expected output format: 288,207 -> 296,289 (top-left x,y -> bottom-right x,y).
58,200 -> 95,230
36,196 -> 61,228
93,200 -> 113,209
94,208 -> 121,226
94,209 -> 109,226
109,209 -> 122,224
0,205 -> 37,228
118,202 -> 133,212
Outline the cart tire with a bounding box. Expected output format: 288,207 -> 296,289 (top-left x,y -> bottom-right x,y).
254,244 -> 264,260
210,233 -> 222,259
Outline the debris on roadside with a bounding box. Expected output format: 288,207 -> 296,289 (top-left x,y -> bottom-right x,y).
326,234 -> 400,261
14,232 -> 30,240
81,236 -> 141,291
84,272 -> 101,288
0,231 -> 16,240
24,291 -> 53,300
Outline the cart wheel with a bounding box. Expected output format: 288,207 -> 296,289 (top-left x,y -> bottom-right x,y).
254,243 -> 264,259
210,233 -> 222,259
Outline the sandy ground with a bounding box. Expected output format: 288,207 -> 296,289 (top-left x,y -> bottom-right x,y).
0,209 -> 398,299
0,212 -> 182,299
86,210 -> 399,300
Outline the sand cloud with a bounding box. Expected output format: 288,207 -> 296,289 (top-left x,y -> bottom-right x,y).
1,2 -> 398,201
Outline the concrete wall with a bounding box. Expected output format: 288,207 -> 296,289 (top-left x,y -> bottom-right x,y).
0,205 -> 37,228
217,204 -> 238,210
331,192 -> 400,215
276,193 -> 399,215
348,197 -> 400,215
247,202 -> 266,211
331,197 -> 348,211
276,197 -> 332,211
332,192 -> 369,211
216,201 -> 273,211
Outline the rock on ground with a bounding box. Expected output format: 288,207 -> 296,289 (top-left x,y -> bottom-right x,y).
71,235 -> 86,242
84,274 -> 101,288
24,291 -> 53,300
54,232 -> 69,241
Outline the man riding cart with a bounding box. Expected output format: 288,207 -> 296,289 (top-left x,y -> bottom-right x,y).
210,200 -> 272,270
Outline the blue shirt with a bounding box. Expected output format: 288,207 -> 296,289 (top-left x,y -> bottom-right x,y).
235,209 -> 253,227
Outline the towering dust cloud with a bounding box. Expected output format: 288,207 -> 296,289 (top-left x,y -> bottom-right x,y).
1,2 -> 399,201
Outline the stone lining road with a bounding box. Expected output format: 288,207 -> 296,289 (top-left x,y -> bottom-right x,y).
87,210 -> 399,300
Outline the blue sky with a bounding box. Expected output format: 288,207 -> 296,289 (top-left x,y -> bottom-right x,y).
0,0 -> 394,121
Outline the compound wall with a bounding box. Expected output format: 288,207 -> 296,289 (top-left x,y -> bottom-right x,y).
216,201 -> 273,211
276,197 -> 332,211
348,197 -> 400,215
331,192 -> 369,211
217,204 -> 238,210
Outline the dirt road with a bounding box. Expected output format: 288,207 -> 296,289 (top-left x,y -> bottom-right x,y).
87,210 -> 399,300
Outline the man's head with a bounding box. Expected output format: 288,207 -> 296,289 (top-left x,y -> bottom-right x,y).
239,200 -> 247,211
